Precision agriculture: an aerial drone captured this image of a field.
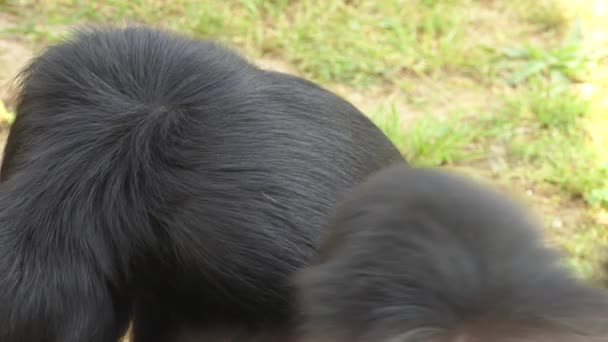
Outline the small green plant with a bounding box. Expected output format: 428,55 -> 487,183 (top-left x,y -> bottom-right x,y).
527,79 -> 590,129
530,89 -> 589,129
369,101 -> 406,152
497,20 -> 605,86
587,163 -> 608,208
508,125 -> 607,209
404,113 -> 484,167
502,76 -> 591,129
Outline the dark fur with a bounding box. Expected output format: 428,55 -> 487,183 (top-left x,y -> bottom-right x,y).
0,26 -> 403,342
296,165 -> 608,341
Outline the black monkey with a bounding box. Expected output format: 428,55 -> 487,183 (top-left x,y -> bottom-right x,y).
0,26 -> 404,342
296,165 -> 608,342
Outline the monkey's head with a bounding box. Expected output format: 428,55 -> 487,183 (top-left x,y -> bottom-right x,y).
296,165 -> 608,342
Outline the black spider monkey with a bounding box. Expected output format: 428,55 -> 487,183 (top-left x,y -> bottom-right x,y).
0,26 -> 404,342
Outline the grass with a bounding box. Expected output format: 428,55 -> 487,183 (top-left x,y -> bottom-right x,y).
1,0 -> 486,85
494,19 -> 607,86
0,0 -> 607,280
403,112 -> 487,166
